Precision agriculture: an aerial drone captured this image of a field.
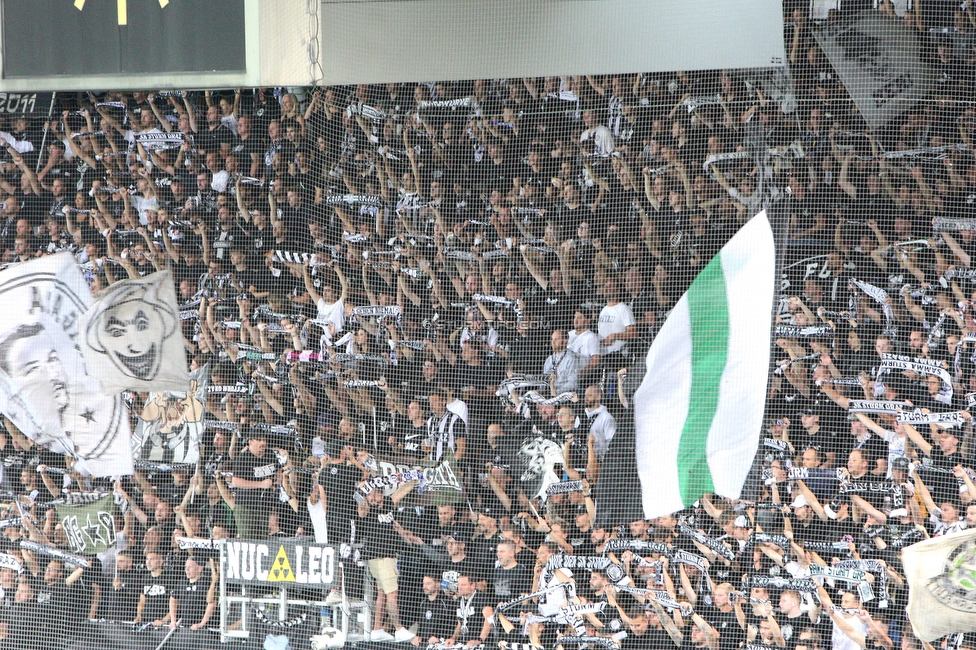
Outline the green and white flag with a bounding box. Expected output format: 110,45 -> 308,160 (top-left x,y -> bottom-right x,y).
54,492 -> 117,555
634,211 -> 775,518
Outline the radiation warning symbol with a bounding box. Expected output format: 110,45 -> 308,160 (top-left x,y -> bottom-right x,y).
268,545 -> 295,582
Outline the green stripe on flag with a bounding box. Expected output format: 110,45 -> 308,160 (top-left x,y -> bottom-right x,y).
677,253 -> 730,505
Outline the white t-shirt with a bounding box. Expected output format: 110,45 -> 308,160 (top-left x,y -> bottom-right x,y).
567,329 -> 600,360
129,194 -> 159,226
598,303 -> 635,354
579,125 -> 615,156
831,613 -> 868,650
316,297 -> 345,332
308,492 -> 328,543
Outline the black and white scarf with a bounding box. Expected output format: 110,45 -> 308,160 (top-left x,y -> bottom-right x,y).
847,400 -> 910,416
934,217 -> 976,232
746,533 -> 790,552
880,353 -> 952,399
896,410 -> 965,428
547,480 -> 584,496
774,324 -> 834,339
355,469 -> 425,503
602,539 -> 671,554
135,131 -> 185,151
821,376 -> 864,386
743,574 -> 817,593
252,607 -> 309,629
954,333 -> 976,380
835,559 -> 889,607
20,540 -> 89,568
850,279 -> 895,334
836,481 -> 905,511
679,524 -> 735,561
323,194 -> 382,207
615,585 -> 691,615
941,267 -> 976,286
496,583 -> 565,612
352,305 -> 401,321
555,636 -> 619,649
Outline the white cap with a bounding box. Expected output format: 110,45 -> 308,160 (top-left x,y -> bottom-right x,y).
734,515 -> 751,528
790,494 -> 809,509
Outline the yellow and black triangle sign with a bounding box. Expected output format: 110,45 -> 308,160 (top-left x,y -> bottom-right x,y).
268,545 -> 295,582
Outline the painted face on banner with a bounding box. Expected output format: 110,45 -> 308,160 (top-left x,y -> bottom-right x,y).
0,323 -> 69,413
86,284 -> 177,383
99,300 -> 164,379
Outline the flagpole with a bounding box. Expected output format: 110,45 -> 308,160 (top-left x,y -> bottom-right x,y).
34,91 -> 57,174
744,132 -> 793,504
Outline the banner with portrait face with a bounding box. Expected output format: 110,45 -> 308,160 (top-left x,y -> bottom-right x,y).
133,364 -> 208,467
0,254 -> 133,477
81,270 -> 189,394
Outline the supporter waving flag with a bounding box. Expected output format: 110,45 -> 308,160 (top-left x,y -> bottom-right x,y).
635,211 -> 775,518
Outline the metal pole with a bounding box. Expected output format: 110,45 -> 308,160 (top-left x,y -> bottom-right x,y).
34,92 -> 57,174
153,620 -> 180,650
218,539 -> 228,641
372,407 -> 378,450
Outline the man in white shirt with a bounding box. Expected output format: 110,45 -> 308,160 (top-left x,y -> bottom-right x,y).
579,110 -> 615,157
300,260 -> 348,333
583,385 -> 616,460
567,310 -> 600,381
598,277 -> 636,369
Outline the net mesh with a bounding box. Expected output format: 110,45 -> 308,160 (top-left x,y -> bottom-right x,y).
0,1 -> 971,649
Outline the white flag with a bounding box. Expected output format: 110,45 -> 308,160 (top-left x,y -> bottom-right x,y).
814,11 -> 935,131
634,212 -> 775,519
902,528 -> 976,642
0,254 -> 133,477
81,270 -> 188,394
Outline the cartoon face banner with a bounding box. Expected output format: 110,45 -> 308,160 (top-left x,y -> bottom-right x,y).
134,364 -> 208,466
0,254 -> 133,477
81,270 -> 189,394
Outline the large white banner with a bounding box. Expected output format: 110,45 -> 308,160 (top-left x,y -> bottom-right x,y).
903,528 -> 976,641
81,270 -> 189,395
0,254 -> 132,477
814,11 -> 935,131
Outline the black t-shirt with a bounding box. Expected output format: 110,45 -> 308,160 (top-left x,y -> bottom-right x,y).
417,594 -> 456,641
107,569 -> 142,622
490,563 -> 532,600
32,579 -> 68,638
5,601 -> 41,649
702,604 -> 744,650
173,576 -> 209,625
356,497 -> 401,560
140,568 -> 175,622
319,462 -> 360,541
467,533 -> 501,580
232,449 -> 277,507
926,448 -> 966,504
453,591 -> 489,641
441,555 -> 483,587
199,124 -> 238,153
624,628 -> 673,650
231,134 -> 267,172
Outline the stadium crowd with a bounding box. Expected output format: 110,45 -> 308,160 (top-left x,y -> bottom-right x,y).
1,2 -> 976,649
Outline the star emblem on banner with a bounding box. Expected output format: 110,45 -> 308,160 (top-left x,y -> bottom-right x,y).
74,0 -> 170,26
80,409 -> 96,423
